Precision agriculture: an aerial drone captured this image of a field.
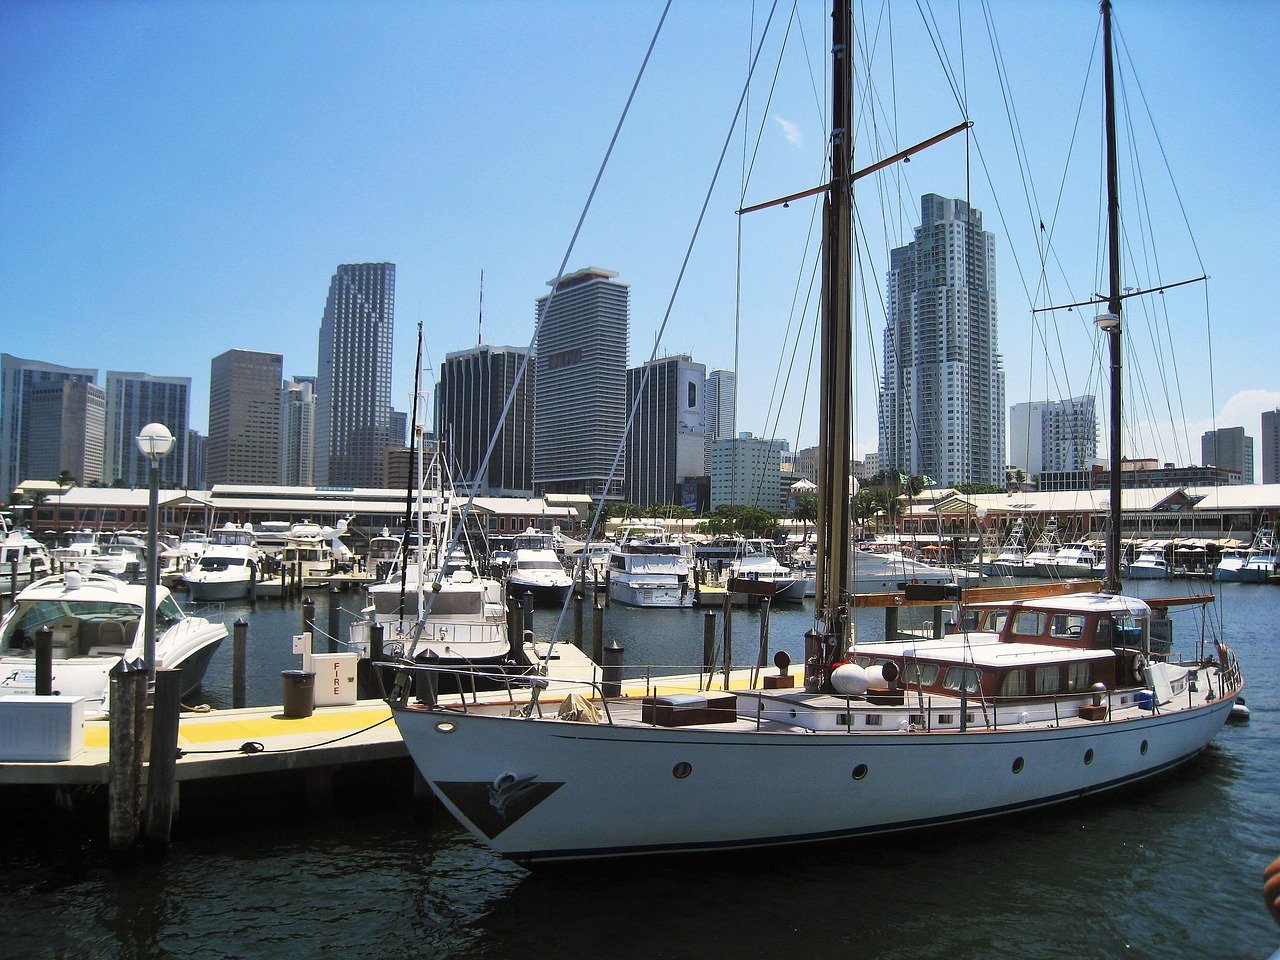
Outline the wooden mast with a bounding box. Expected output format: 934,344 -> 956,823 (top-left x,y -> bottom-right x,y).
1100,0 -> 1124,594
813,0 -> 854,678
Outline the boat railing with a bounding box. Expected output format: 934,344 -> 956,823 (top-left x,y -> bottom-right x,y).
382,661 -> 616,722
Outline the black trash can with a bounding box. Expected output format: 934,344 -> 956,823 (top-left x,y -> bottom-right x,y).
281,670 -> 316,718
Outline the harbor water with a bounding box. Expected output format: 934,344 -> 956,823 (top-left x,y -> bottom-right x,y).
3,581 -> 1278,959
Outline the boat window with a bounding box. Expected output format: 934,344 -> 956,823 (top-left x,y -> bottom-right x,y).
157,594 -> 185,631
1050,614 -> 1088,639
903,662 -> 939,686
984,609 -> 1009,633
1011,611 -> 1046,637
1000,669 -> 1029,697
942,667 -> 981,694
1066,662 -> 1092,692
517,559 -> 564,571
1034,665 -> 1063,695
1113,613 -> 1147,649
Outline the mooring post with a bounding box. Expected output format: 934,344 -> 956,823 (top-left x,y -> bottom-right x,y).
932,604 -> 945,639
108,663 -> 147,859
602,640 -> 624,697
232,618 -> 248,709
721,592 -> 733,690
369,622 -> 386,698
522,591 -> 533,637
327,587 -> 340,654
9,560 -> 17,603
591,596 -> 604,666
508,596 -> 523,649
302,595 -> 316,652
602,569 -> 611,607
573,592 -> 584,651
757,597 -> 771,667
702,610 -> 716,679
35,626 -> 53,696
885,605 -> 900,641
248,562 -> 257,606
143,668 -> 182,853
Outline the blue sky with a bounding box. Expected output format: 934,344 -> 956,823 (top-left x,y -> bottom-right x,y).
2,0 -> 1277,471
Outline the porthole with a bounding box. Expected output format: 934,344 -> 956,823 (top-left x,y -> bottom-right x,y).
852,764 -> 868,780
1084,748 -> 1094,765
789,708 -> 798,719
1012,756 -> 1025,774
1140,739 -> 1149,755
435,721 -> 456,733
673,762 -> 692,779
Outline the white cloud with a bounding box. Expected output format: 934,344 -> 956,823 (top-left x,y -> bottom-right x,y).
773,116 -> 802,147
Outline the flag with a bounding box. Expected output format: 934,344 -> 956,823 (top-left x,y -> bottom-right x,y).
898,472 -> 910,486
920,475 -> 935,487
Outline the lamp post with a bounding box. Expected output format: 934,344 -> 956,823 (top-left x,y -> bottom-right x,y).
136,423 -> 175,677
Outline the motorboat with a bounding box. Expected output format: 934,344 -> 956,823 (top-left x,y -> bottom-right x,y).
0,570 -> 226,713
982,519 -> 1029,576
181,523 -> 262,601
389,0 -> 1241,865
1217,523 -> 1276,583
606,530 -> 695,608
281,519 -> 352,582
0,521 -> 53,588
1022,520 -> 1062,578
1044,542 -> 1099,579
727,539 -> 806,602
506,528 -> 573,606
852,542 -> 977,594
1127,545 -> 1172,580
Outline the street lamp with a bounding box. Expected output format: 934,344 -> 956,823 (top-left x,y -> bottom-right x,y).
136,422 -> 174,676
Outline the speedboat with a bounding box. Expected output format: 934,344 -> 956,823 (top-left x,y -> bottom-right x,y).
0,570 -> 226,713
181,523 -> 262,601
507,529 -> 573,606
727,539 -> 806,602
1127,545 -> 1172,580
0,522 -> 53,588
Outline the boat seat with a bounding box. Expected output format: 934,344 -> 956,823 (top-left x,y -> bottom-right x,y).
88,645 -> 130,658
96,620 -> 129,649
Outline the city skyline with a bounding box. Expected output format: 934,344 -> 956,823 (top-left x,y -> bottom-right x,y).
1,2 -> 1276,471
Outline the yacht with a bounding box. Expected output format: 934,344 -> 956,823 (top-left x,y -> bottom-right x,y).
727,539 -> 806,602
852,541 -> 977,594
1127,544 -> 1172,580
606,530 -> 696,608
1217,523 -> 1276,583
181,523 -> 262,601
506,528 -> 573,606
1045,542 -> 1099,579
1021,520 -> 1062,578
982,519 -> 1029,577
0,570 -> 226,713
281,519 -> 352,582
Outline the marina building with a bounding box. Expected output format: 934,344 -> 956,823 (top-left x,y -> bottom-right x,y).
878,194 -> 1005,486
0,354 -> 99,492
315,262 -> 396,488
1008,395 -> 1098,480
533,267 -> 628,499
1263,408 -> 1280,484
436,344 -> 534,496
1201,426 -> 1254,484
207,349 -> 283,486
710,432 -> 788,512
623,354 -> 706,508
703,368 -> 736,475
279,376 -> 317,487
103,371 -> 191,488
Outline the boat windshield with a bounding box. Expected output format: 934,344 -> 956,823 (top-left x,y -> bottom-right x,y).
517,559 -> 563,572
199,557 -> 247,570
1,598 -> 143,650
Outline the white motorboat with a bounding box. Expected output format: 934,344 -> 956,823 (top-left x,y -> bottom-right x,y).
1022,519 -> 1063,578
181,523 -> 262,601
1044,542 -> 1099,579
390,0 -> 1241,865
852,541 -> 977,594
281,519 -> 353,581
0,521 -> 53,588
606,531 -> 695,608
0,570 -> 226,713
1127,545 -> 1172,580
1217,523 -> 1276,583
506,528 -> 573,606
725,539 -> 806,602
982,519 -> 1029,576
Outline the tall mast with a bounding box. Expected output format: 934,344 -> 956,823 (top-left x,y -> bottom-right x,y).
1100,0 -> 1123,594
815,0 -> 854,634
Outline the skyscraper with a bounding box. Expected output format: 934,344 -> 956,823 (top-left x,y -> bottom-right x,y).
187,430 -> 207,490
279,376 -> 317,486
104,371 -> 191,487
208,349 -> 283,486
1262,409 -> 1280,485
1008,395 -> 1097,479
315,262 -> 395,488
0,354 -> 98,493
879,194 -> 1005,485
703,368 -> 736,475
436,344 -> 534,496
624,355 -> 705,507
22,379 -> 105,485
533,267 -> 628,498
1201,426 -> 1254,484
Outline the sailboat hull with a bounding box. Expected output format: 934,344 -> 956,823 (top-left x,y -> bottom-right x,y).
393,691 -> 1234,864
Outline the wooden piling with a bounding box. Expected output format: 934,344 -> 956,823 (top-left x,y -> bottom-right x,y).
522,591 -> 533,637
757,597 -> 771,667
248,562 -> 257,606
35,626 -> 52,696
108,665 -> 147,859
702,610 -> 716,678
885,606 -> 899,641
143,668 -> 182,853
591,596 -> 604,666
327,587 -> 340,653
573,592 -> 584,651
302,595 -> 316,649
232,618 -> 248,709
721,592 -> 733,690
932,604 -> 945,639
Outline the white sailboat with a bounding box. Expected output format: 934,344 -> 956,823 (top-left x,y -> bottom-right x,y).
390,0 -> 1242,864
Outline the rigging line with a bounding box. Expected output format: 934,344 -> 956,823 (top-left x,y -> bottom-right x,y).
402,0 -> 672,655
733,1 -> 759,518
913,0 -> 964,112
541,0 -> 784,665
738,1 -> 798,202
